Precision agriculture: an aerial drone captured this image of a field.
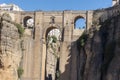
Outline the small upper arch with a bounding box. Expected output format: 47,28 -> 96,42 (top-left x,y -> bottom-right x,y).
23,16 -> 34,28
74,15 -> 86,29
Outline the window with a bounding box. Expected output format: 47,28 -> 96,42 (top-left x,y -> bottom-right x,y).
75,18 -> 86,29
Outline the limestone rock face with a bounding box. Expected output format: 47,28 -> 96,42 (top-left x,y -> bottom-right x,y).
0,19 -> 22,80
77,14 -> 120,80
101,15 -> 120,80
46,41 -> 60,80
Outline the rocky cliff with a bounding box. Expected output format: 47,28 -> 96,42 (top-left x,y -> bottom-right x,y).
0,14 -> 23,80
46,36 -> 60,80
76,7 -> 120,80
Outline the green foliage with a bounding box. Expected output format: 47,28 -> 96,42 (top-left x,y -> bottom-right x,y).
77,32 -> 88,50
47,35 -> 57,43
80,39 -> 85,47
14,23 -> 25,37
51,44 -> 58,58
56,70 -> 61,80
92,21 -> 99,26
51,35 -> 57,43
21,40 -> 26,51
47,35 -> 51,42
17,67 -> 24,78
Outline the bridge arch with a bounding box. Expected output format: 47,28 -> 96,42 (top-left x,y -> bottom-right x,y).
74,16 -> 86,29
23,16 -> 34,28
43,26 -> 61,80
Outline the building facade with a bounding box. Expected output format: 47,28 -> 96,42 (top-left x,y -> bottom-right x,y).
0,3 -> 23,11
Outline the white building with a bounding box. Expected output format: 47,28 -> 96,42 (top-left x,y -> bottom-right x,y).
112,0 -> 120,6
0,3 -> 23,11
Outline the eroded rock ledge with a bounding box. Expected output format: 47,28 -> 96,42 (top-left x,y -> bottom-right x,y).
0,14 -> 23,80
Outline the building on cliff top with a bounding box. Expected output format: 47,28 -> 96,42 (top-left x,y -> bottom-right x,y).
112,0 -> 120,6
0,3 -> 23,11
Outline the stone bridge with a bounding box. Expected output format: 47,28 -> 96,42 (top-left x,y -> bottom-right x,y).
0,10 -> 93,80
0,3 -> 120,79
0,1 -> 120,80
1,5 -> 120,79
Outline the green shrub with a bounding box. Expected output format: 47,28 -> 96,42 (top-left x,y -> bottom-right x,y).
92,21 -> 98,25
77,32 -> 88,50
14,23 -> 25,37
80,39 -> 85,47
51,35 -> 57,43
56,70 -> 61,80
47,35 -> 51,42
17,67 -> 24,78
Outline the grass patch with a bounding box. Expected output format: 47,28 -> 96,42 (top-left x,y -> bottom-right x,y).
17,67 -> 24,78
14,23 -> 25,37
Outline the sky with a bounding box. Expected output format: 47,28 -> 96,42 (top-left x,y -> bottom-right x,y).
0,0 -> 112,11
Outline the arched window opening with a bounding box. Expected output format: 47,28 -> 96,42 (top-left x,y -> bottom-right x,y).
23,16 -> 34,28
75,18 -> 86,29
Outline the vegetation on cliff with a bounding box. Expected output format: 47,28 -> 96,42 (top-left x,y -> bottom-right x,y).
14,23 -> 25,37
77,32 -> 88,50
17,67 -> 24,78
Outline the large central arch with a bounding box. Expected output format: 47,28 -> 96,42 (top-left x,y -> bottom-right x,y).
44,26 -> 61,80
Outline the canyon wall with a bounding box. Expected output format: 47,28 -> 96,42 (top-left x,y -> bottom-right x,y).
76,6 -> 120,80
0,14 -> 23,80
